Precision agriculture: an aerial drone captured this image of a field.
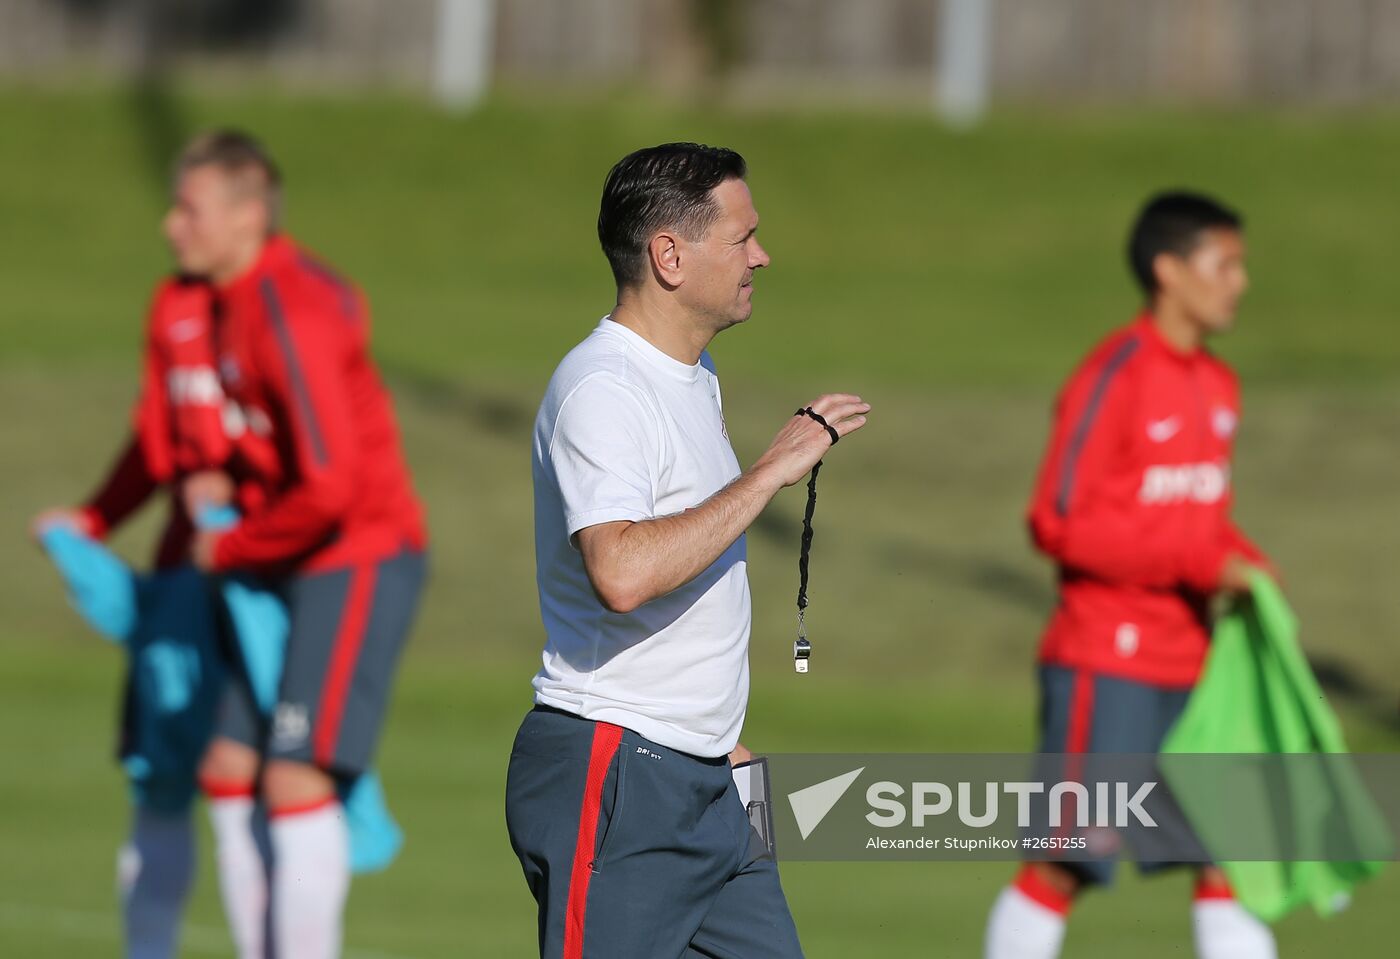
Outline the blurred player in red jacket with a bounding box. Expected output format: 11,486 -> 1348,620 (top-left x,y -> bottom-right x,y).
39,131 -> 427,959
32,154 -> 286,959
984,193 -> 1278,959
170,132 -> 426,959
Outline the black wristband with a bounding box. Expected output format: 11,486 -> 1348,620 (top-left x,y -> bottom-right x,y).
796,407 -> 840,446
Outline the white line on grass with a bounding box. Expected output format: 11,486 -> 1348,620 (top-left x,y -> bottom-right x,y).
0,901 -> 424,959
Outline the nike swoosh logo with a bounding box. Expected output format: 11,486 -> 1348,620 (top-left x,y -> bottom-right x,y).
1146,417 -> 1181,442
169,317 -> 206,343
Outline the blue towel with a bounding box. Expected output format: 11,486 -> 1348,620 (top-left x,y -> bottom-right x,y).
41,525 -> 402,872
341,771 -> 403,874
219,577 -> 288,713
41,526 -> 223,813
39,524 -> 140,643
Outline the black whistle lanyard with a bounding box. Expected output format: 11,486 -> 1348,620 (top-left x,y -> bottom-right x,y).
794,460 -> 820,673
793,407 -> 838,673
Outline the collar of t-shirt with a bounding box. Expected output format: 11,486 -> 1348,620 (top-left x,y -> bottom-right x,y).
598,317 -> 704,384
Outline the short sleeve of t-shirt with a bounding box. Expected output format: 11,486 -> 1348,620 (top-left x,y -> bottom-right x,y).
549,373 -> 660,539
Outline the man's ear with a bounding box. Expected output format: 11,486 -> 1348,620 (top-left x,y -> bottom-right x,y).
648,230 -> 683,288
1151,251 -> 1181,292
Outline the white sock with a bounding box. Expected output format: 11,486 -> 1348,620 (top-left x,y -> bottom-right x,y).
985,885 -> 1067,959
271,800 -> 350,959
1193,898 -> 1278,959
208,795 -> 272,959
118,806 -> 195,959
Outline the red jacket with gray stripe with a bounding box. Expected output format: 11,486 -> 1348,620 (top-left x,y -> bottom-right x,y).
1027,313 -> 1266,688
208,235 -> 427,573
81,277 -> 227,568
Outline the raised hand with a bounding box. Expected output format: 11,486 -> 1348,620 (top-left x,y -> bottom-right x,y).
754,393 -> 870,489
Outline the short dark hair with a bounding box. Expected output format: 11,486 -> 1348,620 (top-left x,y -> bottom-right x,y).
175,129 -> 283,231
598,142 -> 748,287
1127,190 -> 1242,294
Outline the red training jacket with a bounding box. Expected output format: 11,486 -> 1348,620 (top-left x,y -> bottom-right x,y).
208,235 -> 427,573
1027,312 -> 1266,688
82,277 -> 228,568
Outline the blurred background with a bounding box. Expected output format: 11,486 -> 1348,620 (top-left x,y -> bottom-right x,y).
2,1 -> 1397,955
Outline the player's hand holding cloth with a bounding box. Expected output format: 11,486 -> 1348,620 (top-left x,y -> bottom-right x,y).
1161,572 -> 1392,921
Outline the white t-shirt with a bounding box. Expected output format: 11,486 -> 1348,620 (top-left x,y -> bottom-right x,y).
531,317 -> 751,758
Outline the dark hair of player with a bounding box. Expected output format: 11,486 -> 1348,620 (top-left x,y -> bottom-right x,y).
1128,190 -> 1242,294
598,142 -> 748,288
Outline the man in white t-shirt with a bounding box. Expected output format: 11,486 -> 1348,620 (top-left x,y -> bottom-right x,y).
506,143 -> 869,958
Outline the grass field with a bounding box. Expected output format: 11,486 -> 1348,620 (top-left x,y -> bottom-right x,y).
1,85 -> 1397,956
